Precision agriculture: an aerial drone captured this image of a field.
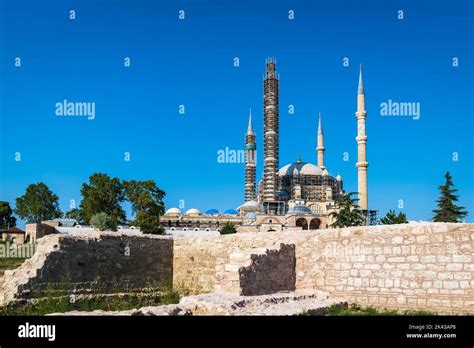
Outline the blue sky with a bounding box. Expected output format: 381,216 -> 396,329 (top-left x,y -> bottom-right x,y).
0,0 -> 473,227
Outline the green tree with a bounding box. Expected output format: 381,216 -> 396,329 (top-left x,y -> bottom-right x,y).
15,183 -> 62,223
330,192 -> 365,228
433,171 -> 467,222
380,210 -> 408,225
78,173 -> 126,225
0,201 -> 16,229
220,222 -> 236,235
90,212 -> 117,231
124,180 -> 165,234
64,208 -> 82,223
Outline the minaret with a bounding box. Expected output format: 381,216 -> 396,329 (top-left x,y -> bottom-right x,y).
317,112 -> 325,170
355,65 -> 368,211
262,57 -> 280,202
244,109 -> 257,201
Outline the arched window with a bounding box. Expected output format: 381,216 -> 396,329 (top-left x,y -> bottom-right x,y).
310,218 -> 321,230
296,218 -> 308,230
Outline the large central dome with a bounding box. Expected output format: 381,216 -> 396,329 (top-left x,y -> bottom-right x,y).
278,161 -> 328,176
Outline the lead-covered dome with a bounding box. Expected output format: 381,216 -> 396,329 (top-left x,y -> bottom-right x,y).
287,204 -> 313,215
165,207 -> 182,215
278,161 -> 323,176
185,208 -> 201,216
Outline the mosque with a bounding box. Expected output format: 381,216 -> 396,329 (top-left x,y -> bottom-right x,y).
160,58 -> 370,232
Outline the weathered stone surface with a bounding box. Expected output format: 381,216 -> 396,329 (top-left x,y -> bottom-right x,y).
53,290 -> 346,316
2,222 -> 473,314
215,243 -> 296,296
0,232 -> 173,306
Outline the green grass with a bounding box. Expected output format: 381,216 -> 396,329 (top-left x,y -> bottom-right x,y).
325,303 -> 436,316
0,257 -> 26,277
0,289 -> 181,316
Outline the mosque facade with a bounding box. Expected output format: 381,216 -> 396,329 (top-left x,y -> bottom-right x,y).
161,59 -> 369,232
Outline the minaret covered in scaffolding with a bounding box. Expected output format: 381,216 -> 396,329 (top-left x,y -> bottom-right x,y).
244,109 -> 256,202
262,57 -> 280,203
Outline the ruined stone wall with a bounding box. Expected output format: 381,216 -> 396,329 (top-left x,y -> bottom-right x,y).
173,223 -> 473,314
0,232 -> 173,306
1,223 -> 472,314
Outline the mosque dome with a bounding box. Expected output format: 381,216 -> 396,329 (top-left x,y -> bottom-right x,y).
224,208 -> 239,215
278,161 -> 323,176
239,200 -> 260,212
287,204 -> 313,215
165,208 -> 182,215
205,208 -> 219,215
185,208 -> 202,216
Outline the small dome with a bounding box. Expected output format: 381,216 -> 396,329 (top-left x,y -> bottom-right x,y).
287,204 -> 313,215
336,175 -> 342,181
205,208 -> 219,215
185,208 -> 201,216
322,169 -> 329,176
242,200 -> 259,208
165,207 -> 182,215
224,208 -> 239,215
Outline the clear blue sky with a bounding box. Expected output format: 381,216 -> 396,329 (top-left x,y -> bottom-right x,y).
1,0 -> 473,227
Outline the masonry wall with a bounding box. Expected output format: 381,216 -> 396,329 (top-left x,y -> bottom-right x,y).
173,222 -> 473,314
1,223 -> 472,314
0,232 -> 173,306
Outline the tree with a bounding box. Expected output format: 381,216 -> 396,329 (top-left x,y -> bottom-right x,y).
0,201 -> 16,229
15,183 -> 62,223
380,210 -> 408,225
64,208 -> 82,223
433,171 -> 467,222
220,222 -> 236,235
78,173 -> 126,225
90,212 -> 117,231
123,180 -> 165,234
330,192 -> 365,228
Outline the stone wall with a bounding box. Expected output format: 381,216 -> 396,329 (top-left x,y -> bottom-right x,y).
1,222 -> 473,314
173,223 -> 473,314
0,232 -> 173,306
214,243 -> 296,296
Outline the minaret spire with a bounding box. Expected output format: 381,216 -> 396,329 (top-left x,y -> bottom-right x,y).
247,108 -> 254,135
244,109 -> 257,202
358,64 -> 364,95
355,65 -> 369,212
317,112 -> 325,170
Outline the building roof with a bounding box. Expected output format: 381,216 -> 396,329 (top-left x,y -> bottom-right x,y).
286,204 -> 313,215
165,207 -> 182,215
2,226 -> 25,234
278,161 -> 326,176
223,209 -> 239,215
205,208 -> 219,215
185,208 -> 202,215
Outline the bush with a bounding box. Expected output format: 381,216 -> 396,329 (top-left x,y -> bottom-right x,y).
220,222 -> 236,235
90,212 -> 117,231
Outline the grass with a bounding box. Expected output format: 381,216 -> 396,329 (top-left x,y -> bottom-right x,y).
0,257 -> 26,277
0,287 -> 182,316
324,303 -> 436,316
